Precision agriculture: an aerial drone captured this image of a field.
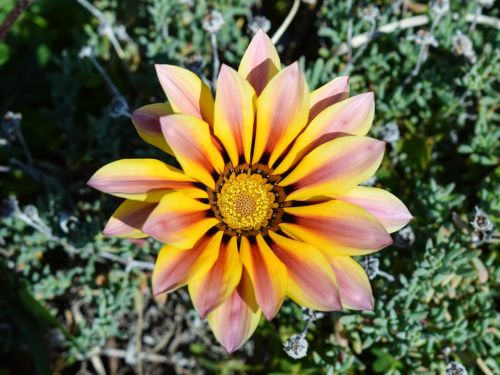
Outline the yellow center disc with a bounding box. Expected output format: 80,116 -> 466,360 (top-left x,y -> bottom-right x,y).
217,172 -> 275,231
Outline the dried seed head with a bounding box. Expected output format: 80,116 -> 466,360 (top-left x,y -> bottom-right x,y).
361,5 -> 380,23
202,10 -> 224,34
381,122 -> 400,144
452,32 -> 477,64
284,334 -> 308,359
445,361 -> 468,375
431,0 -> 450,17
247,16 -> 271,35
395,225 -> 416,248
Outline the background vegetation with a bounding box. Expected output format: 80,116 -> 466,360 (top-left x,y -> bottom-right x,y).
0,0 -> 498,374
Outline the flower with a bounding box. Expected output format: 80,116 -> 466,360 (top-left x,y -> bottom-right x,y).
88,30 -> 412,352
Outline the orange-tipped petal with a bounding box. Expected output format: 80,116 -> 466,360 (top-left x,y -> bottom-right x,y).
309,76 -> 350,121
238,29 -> 281,95
214,65 -> 256,166
268,232 -> 342,311
239,235 -> 287,320
155,64 -> 214,123
188,236 -> 242,318
160,114 -> 225,188
252,62 -> 310,167
132,103 -> 173,154
281,200 -> 393,256
274,93 -> 375,175
326,255 -> 373,310
103,200 -> 156,238
152,231 -> 223,295
87,159 -> 205,201
337,186 -> 413,233
141,191 -> 218,249
207,268 -> 261,353
279,136 -> 385,201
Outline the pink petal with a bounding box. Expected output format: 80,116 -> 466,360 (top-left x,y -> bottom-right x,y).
103,200 -> 156,238
207,268 -> 261,353
326,255 -> 373,310
309,76 -> 350,121
238,29 -> 281,95
336,186 -> 413,233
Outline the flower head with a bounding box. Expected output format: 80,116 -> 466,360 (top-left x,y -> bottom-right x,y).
88,30 -> 412,352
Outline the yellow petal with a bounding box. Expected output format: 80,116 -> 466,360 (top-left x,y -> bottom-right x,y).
239,235 -> 287,320
87,158 -> 206,201
131,103 -> 174,154
152,231 -> 223,295
141,191 -> 218,249
252,62 -> 310,167
238,29 -> 281,95
188,236 -> 242,318
160,114 -> 225,188
214,64 -> 256,166
155,64 -> 214,124
279,136 -> 385,201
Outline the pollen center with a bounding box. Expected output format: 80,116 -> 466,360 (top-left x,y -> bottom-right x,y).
217,173 -> 275,231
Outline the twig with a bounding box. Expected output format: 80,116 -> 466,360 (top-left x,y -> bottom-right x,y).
76,0 -> 125,58
346,0 -> 353,62
334,14 -> 500,56
80,48 -> 131,118
10,198 -> 154,271
271,0 -> 301,44
469,3 -> 483,35
135,291 -> 144,375
88,348 -> 170,364
0,0 -> 32,40
210,33 -> 220,92
98,251 -> 154,271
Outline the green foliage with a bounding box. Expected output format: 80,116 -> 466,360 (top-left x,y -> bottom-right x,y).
0,0 -> 498,374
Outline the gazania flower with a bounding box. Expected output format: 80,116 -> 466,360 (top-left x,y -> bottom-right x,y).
88,30 -> 412,352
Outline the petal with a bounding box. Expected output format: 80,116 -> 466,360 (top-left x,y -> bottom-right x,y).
214,65 -> 256,166
274,93 -> 375,175
309,76 -> 350,121
141,191 -> 218,249
279,136 -> 385,201
87,159 -> 205,201
239,235 -> 287,320
325,255 -> 373,310
281,200 -> 393,256
238,29 -> 281,95
103,200 -> 156,238
207,268 -> 261,353
252,62 -> 310,167
152,230 -> 223,295
155,64 -> 214,123
336,186 -> 413,233
131,103 -> 173,154
160,114 -> 225,188
188,236 -> 242,318
268,232 -> 342,311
